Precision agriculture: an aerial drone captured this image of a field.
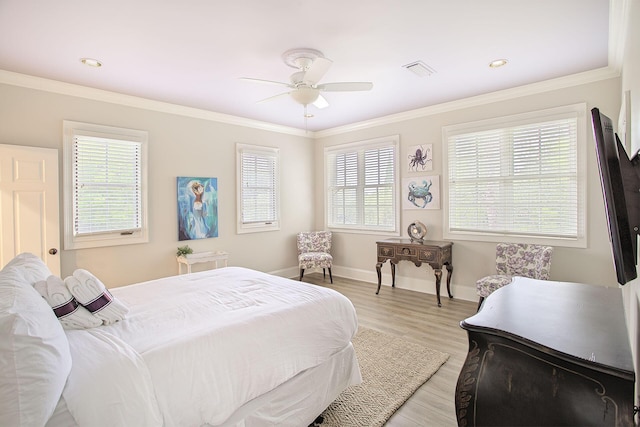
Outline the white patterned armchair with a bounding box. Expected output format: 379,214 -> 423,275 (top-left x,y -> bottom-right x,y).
297,231 -> 333,283
476,243 -> 553,310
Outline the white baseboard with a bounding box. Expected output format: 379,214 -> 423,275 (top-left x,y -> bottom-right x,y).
268,266 -> 300,279
271,264 -> 478,303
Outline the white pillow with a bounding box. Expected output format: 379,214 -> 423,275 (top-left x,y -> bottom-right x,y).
0,265 -> 72,426
2,252 -> 52,285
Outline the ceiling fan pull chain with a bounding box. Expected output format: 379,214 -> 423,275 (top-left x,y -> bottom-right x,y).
304,105 -> 309,131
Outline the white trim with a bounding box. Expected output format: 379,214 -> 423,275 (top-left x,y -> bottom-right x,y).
274,263 -> 478,303
236,143 -> 280,234
324,135 -> 400,235
0,65 -> 620,139
441,103 -> 587,248
329,264 -> 478,303
2,0 -> 630,139
608,0 -> 632,71
62,120 -> 149,249
0,70 -> 308,137
315,67 -> 619,137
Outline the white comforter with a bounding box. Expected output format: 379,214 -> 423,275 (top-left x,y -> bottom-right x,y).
60,267 -> 359,427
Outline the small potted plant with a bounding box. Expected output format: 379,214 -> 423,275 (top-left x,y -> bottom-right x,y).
176,245 -> 193,258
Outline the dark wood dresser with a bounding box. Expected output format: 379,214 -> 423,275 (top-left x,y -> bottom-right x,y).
455,277 -> 635,426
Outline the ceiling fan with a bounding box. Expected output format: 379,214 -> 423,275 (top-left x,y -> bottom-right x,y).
240,48 -> 373,115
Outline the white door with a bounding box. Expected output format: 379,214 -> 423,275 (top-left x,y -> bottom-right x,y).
0,144 -> 60,275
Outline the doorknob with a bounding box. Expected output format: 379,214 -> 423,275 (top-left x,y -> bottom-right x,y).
49,248 -> 58,255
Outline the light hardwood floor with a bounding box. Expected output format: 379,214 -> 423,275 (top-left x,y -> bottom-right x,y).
302,272 -> 478,427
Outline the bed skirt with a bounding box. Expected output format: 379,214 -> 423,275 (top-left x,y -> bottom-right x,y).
46,342 -> 360,427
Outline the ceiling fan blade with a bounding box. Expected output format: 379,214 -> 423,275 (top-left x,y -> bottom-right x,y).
318,82 -> 373,92
313,94 -> 329,109
303,57 -> 333,85
239,77 -> 293,89
256,91 -> 291,104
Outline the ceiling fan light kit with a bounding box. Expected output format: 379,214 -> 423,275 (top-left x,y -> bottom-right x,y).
241,47 -> 373,118
290,86 -> 320,105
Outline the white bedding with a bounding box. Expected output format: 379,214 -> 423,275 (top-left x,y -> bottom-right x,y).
62,329 -> 163,426
58,267 -> 360,427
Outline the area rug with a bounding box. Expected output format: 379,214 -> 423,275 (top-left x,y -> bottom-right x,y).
311,327 -> 449,427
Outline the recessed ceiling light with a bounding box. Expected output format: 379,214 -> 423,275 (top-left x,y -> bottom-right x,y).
80,58 -> 102,67
489,59 -> 508,68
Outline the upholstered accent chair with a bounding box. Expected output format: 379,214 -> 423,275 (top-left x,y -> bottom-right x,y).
476,243 -> 553,310
297,231 -> 333,283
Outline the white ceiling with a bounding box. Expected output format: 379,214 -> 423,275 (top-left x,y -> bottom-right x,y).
0,0 -> 617,132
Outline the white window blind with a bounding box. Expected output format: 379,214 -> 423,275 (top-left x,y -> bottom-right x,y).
63,120 -> 148,250
326,136 -> 399,233
444,105 -> 585,245
72,136 -> 142,235
237,144 -> 279,233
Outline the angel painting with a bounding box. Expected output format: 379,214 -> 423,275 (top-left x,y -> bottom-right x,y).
177,176 -> 218,240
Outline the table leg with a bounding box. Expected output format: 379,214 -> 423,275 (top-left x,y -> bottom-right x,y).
446,263 -> 454,298
434,268 -> 443,307
391,262 -> 396,287
376,262 -> 383,294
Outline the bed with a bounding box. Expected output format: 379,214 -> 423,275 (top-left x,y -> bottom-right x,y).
0,253 -> 361,427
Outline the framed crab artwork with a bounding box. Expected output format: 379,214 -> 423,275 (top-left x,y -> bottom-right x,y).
402,175 -> 440,210
407,144 -> 433,172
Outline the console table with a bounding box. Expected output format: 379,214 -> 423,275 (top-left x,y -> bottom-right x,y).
177,251 -> 228,274
455,277 -> 635,426
376,238 -> 453,307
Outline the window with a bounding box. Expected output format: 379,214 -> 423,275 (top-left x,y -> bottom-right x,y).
63,121 -> 148,249
443,104 -> 586,247
325,135 -> 399,234
236,143 -> 279,233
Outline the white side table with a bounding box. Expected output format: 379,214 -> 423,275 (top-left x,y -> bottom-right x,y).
177,251 -> 229,274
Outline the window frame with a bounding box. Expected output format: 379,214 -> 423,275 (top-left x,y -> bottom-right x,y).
324,135 -> 400,235
442,104 -> 587,248
236,143 -> 280,234
62,120 -> 149,250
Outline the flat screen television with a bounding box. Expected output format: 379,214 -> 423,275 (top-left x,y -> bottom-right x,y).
591,107 -> 640,285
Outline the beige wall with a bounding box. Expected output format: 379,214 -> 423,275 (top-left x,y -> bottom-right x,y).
0,83 -> 315,286
314,78 -> 622,302
0,76 -> 625,298
3,37 -> 638,400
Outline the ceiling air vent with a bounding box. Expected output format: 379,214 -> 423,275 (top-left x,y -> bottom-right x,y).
402,61 -> 436,77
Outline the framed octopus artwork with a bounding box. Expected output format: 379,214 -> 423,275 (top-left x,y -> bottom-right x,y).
407,144 -> 433,172
177,176 -> 219,241
402,175 -> 440,210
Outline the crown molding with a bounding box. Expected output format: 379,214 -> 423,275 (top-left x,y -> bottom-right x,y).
0,69 -> 309,137
0,0 -> 627,140
608,0 -> 631,72
0,65 -> 621,140
313,66 -> 620,138
316,0 -> 628,138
